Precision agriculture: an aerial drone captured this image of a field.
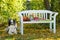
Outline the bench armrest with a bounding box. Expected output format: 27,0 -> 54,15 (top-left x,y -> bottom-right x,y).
50,12 -> 58,20
52,12 -> 58,17
51,12 -> 58,18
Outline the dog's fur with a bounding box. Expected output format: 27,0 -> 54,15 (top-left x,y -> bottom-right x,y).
5,19 -> 17,35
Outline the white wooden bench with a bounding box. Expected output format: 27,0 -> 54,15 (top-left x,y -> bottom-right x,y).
18,10 -> 58,35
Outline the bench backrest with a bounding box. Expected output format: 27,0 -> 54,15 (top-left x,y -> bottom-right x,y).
19,10 -> 53,20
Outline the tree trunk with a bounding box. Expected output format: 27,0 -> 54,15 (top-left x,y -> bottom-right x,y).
44,0 -> 51,10
51,0 -> 55,11
26,1 -> 30,10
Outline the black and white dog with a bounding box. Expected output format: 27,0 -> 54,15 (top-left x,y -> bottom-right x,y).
5,19 -> 17,35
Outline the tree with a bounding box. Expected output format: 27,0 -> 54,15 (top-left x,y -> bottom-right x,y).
44,0 -> 51,10
0,0 -> 26,23
51,0 -> 55,11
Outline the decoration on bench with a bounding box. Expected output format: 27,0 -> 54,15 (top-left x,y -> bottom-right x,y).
30,14 -> 34,21
34,17 -> 39,21
29,13 -> 39,21
23,13 -> 45,21
23,16 -> 30,21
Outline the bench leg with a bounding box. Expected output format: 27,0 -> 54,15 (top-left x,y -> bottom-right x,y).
53,22 -> 56,33
50,22 -> 52,32
53,17 -> 56,33
20,23 -> 23,35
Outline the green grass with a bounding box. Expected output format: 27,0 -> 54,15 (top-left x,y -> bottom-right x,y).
0,23 -> 60,40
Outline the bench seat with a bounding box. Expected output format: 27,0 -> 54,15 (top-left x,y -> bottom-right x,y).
23,19 -> 54,23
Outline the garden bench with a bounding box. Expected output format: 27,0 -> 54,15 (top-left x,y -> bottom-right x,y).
18,10 -> 58,35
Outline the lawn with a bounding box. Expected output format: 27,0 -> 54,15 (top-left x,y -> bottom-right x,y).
0,23 -> 60,40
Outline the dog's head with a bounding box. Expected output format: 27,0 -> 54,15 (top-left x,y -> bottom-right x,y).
8,19 -> 16,26
10,20 -> 14,25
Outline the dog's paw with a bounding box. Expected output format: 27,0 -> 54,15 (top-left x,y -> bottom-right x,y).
14,31 -> 17,34
8,32 -> 13,35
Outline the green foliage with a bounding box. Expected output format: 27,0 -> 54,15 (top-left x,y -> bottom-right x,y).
24,0 -> 45,10
51,0 -> 60,22
0,0 -> 60,23
0,0 -> 26,23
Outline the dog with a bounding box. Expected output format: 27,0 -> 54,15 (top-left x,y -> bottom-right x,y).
5,19 -> 17,35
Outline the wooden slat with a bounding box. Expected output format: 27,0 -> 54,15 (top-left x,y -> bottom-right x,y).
46,13 -> 47,20
44,13 -> 45,19
34,13 -> 35,17
42,13 -> 43,19
23,13 -> 25,16
26,13 -> 27,16
39,13 -> 40,18
23,20 -> 54,23
28,13 -> 30,17
35,13 -> 37,17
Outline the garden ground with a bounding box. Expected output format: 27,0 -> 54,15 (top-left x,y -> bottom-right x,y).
0,23 -> 60,40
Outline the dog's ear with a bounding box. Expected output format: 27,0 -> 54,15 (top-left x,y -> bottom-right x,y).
13,19 -> 16,25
